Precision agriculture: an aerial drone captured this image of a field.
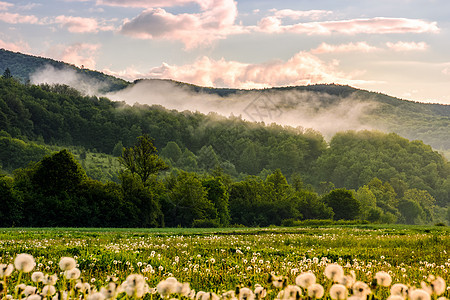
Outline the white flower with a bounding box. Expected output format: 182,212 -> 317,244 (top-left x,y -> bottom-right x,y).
409,289 -> 431,300
0,264 -> 14,278
430,277 -> 446,295
75,281 -> 90,293
329,284 -> 347,300
339,275 -> 355,288
352,281 -> 370,298
14,253 -> 35,273
391,283 -> 408,297
307,283 -> 324,299
386,296 -> 404,300
42,285 -> 56,296
100,282 -> 118,299
124,274 -> 146,298
325,264 -> 344,282
276,285 -> 301,300
15,283 -> 26,294
238,287 -> 255,300
42,274 -> 58,285
64,268 -> 81,280
375,271 -> 392,287
59,257 -> 76,271
157,278 -> 177,297
296,272 -> 316,289
88,292 -> 106,300
254,286 -> 267,299
31,272 -> 44,283
27,295 -> 42,300
24,285 -> 37,296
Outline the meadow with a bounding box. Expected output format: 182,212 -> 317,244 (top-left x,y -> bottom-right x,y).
0,225 -> 448,300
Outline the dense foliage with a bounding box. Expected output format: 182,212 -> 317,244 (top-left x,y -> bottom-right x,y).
0,74 -> 449,227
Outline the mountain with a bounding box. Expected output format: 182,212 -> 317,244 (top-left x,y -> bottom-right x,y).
1,49 -> 449,155
0,48 -> 129,93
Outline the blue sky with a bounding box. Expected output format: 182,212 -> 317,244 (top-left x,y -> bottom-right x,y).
1,0 -> 450,104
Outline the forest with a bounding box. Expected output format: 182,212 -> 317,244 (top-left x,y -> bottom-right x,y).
0,73 -> 449,227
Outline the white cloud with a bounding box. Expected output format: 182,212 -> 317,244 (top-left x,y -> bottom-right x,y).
47,43 -> 101,68
96,0 -> 203,8
105,52 -> 376,88
119,0 -> 244,49
0,12 -> 39,24
0,38 -> 30,52
269,8 -> 332,21
54,15 -> 114,33
0,1 -> 13,11
312,42 -> 380,54
256,17 -> 439,35
386,41 -> 429,51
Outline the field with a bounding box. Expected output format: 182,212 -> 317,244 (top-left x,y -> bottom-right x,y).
0,225 -> 449,299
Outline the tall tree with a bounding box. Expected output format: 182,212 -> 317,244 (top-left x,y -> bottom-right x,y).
119,135 -> 168,185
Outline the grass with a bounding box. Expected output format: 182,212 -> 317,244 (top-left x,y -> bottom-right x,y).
0,225 -> 448,299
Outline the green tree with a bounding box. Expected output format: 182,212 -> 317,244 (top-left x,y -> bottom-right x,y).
202,177 -> 230,226
0,175 -> 22,226
161,141 -> 182,163
322,188 -> 361,220
119,135 -> 168,186
112,141 -> 124,157
2,68 -> 12,79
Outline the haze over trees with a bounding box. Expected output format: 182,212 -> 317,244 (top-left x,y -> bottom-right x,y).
0,56 -> 449,227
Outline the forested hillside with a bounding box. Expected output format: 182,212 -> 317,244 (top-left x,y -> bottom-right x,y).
0,75 -> 449,226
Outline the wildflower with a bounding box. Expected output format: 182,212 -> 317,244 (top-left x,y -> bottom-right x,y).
390,283 -> 408,297
27,295 -> 42,300
100,282 -> 118,299
64,268 -> 81,280
329,284 -> 347,300
307,283 -> 324,299
157,278 -> 178,297
409,289 -> 431,300
87,292 -> 106,300
42,285 -> 56,296
222,290 -> 236,300
14,253 -> 35,273
42,274 -> 58,285
124,274 -> 147,298
387,296 -> 404,300
0,264 -> 14,278
339,274 -> 355,288
429,277 -> 446,295
15,283 -> 26,295
75,281 -> 91,293
197,292 -> 220,300
237,287 -> 254,300
276,285 -> 302,300
31,271 -> 44,283
325,264 -> 344,282
24,285 -> 37,296
352,281 -> 370,298
375,271 -> 392,287
269,274 -> 287,288
59,257 -> 76,271
295,272 -> 316,289
254,285 -> 267,299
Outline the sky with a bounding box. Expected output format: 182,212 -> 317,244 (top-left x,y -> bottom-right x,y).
1,0 -> 450,104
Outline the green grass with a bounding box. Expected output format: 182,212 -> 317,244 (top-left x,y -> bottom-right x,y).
0,226 -> 448,299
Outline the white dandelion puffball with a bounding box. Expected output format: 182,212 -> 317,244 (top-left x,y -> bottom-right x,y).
296,272 -> 316,289
375,271 -> 392,287
307,283 -> 324,299
59,257 -> 76,271
42,285 -> 56,296
14,254 -> 36,273
409,289 -> 431,300
0,264 -> 14,278
352,281 -> 370,298
325,264 -> 344,282
31,272 -> 44,283
329,284 -> 347,300
64,268 -> 81,280
431,277 -> 446,295
391,283 -> 408,297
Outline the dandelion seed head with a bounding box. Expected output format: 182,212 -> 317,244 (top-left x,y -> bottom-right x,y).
375,271 -> 392,287
59,257 -> 76,271
329,284 -> 347,300
307,283 -> 324,299
391,283 -> 408,297
0,264 -> 14,278
296,272 -> 316,289
42,285 -> 56,296
409,289 -> 431,300
325,264 -> 344,282
65,268 -> 81,280
14,253 -> 35,273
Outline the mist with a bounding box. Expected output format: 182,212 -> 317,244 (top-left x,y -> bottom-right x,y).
30,65 -> 108,96
106,79 -> 378,139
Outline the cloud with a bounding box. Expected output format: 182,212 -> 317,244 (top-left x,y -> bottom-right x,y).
119,0 -> 243,49
256,17 -> 439,35
312,42 -> 380,54
105,51 -> 375,88
47,43 -> 101,69
0,38 -> 30,52
19,3 -> 42,10
270,8 -> 332,21
0,12 -> 39,24
96,0 -> 202,8
54,15 -> 113,33
386,41 -> 429,51
0,1 -> 13,11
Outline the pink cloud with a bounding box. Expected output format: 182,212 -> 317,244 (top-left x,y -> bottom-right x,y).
119,0 -> 243,49
48,43 -> 100,68
54,15 -> 111,33
270,8 -> 332,21
96,0 -> 204,8
0,12 -> 39,24
0,1 -> 13,11
0,38 -> 30,52
257,17 -> 439,35
386,41 -> 429,51
106,52 -> 372,88
312,42 -> 380,54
